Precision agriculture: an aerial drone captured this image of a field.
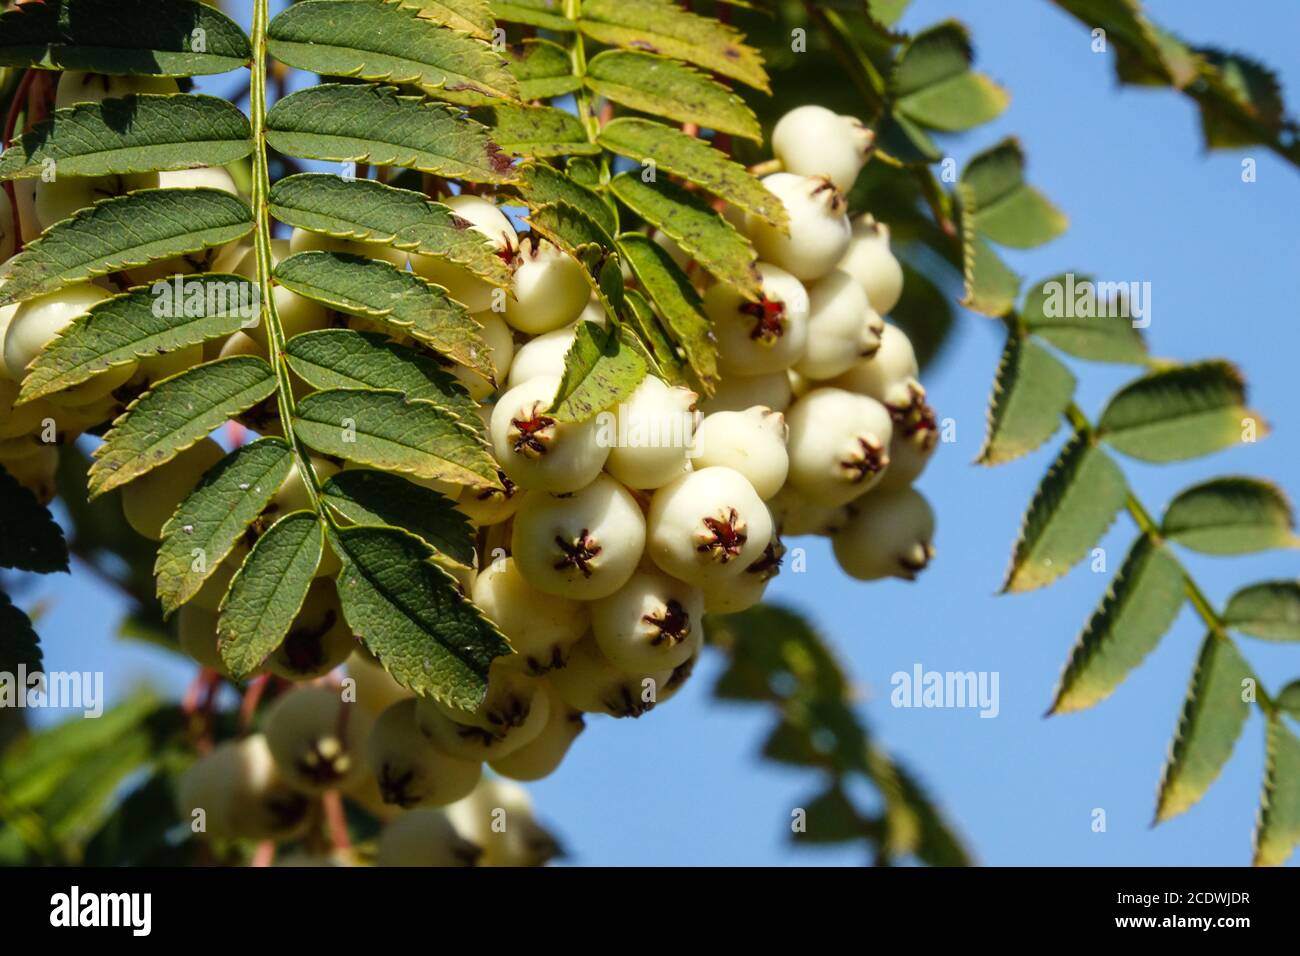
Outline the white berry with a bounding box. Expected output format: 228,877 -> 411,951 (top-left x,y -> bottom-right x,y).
785,387 -> 893,505
376,808 -> 481,866
767,484 -> 851,536
704,262 -> 810,374
503,236 -> 591,334
490,375 -> 609,493
838,215 -> 904,314
264,579 -> 355,680
506,323 -> 575,390
602,375 -> 697,490
830,321 -> 921,412
410,195 -> 517,313
346,649 -> 414,714
832,487 -> 936,581
510,474 -> 646,600
417,660 -> 551,761
691,406 -> 788,500
264,685 -> 374,793
446,779 -> 559,867
548,634 -> 670,718
450,310 -> 514,400
592,569 -> 705,674
489,683 -> 585,781
698,369 -> 793,415
702,531 -> 783,614
471,555 -> 588,673
793,268 -> 884,381
646,466 -> 773,585
746,173 -> 851,281
365,699 -> 482,808
175,735 -> 310,842
772,105 -> 874,191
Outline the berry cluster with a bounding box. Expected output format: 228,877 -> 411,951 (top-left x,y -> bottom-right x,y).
2,74 -> 938,864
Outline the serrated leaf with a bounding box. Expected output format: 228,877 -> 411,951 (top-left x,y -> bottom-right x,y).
598,118 -> 785,228
0,0 -> 252,76
0,94 -> 251,181
268,1 -> 518,106
20,275 -> 257,401
1097,361 -> 1265,463
961,139 -> 1066,248
154,438 -> 294,617
0,592 -> 43,674
623,288 -> 689,388
1253,716 -> 1300,866
1049,537 -> 1186,714
0,465 -> 68,573
323,470 -> 474,567
526,200 -> 614,255
1162,478 -> 1299,555
610,172 -> 759,298
274,251 -> 493,379
958,213 -> 1019,317
469,104 -> 600,158
548,321 -> 647,423
0,189 -> 252,307
293,388 -> 499,487
387,0 -> 493,38
585,50 -> 761,143
218,511 -> 324,679
1154,634 -> 1252,822
1223,581 -> 1300,641
88,356 -> 276,497
490,0 -> 573,31
269,173 -> 507,286
1021,271 -> 1149,364
266,84 -> 516,184
617,233 -> 718,390
515,161 -> 617,237
977,332 -> 1075,465
578,0 -> 769,93
892,21 -> 1009,131
506,39 -> 581,100
330,525 -> 511,708
1003,433 -> 1128,593
285,329 -> 482,432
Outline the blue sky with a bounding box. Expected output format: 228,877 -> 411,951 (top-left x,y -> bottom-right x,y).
15,0 -> 1300,865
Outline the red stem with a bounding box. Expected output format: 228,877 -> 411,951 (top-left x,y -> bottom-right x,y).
239,673 -> 272,732
322,791 -> 351,850
3,68 -> 38,255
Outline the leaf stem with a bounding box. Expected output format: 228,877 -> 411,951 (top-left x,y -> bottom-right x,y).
250,0 -> 326,520
563,0 -> 607,178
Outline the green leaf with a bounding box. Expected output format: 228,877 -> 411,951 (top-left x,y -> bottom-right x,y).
386,0 -> 494,38
514,161 -> 617,237
285,329 -> 481,432
323,469 -> 474,568
0,592 -> 43,674
0,189 -> 252,307
1154,634 -> 1252,823
598,118 -> 785,228
977,332 -> 1075,466
218,511 -> 323,679
0,465 -> 68,573
274,251 -> 493,379
269,173 -> 508,287
578,0 -> 769,93
490,0 -> 573,32
959,227 -> 1019,317
549,321 -> 647,423
1021,272 -> 1149,364
268,1 -> 518,106
293,388 -> 499,487
875,111 -> 942,166
585,50 -> 761,142
610,172 -> 759,298
623,288 -> 689,388
0,0 -> 252,76
961,139 -> 1067,248
330,524 -> 511,708
1162,478 -> 1299,555
1223,582 -> 1300,641
892,21 -> 1009,131
1049,537 -> 1186,714
154,438 -> 294,617
617,232 -> 718,390
1003,433 -> 1128,593
1253,716 -> 1300,866
792,786 -> 870,844
469,104 -> 600,158
19,275 -> 258,402
265,83 -> 516,185
88,356 -> 276,498
1097,361 -> 1265,463
890,263 -> 956,372
0,94 -> 251,181
506,39 -> 582,100
1279,681 -> 1300,718
526,200 -> 614,255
